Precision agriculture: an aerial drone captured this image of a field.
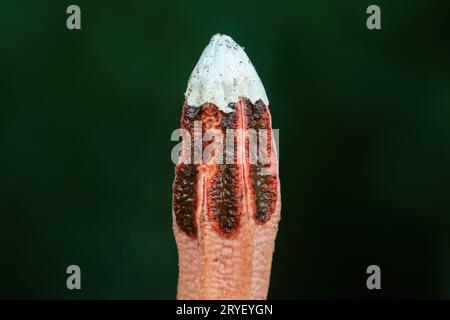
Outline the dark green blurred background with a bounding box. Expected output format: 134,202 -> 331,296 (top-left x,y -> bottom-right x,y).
1,0 -> 449,299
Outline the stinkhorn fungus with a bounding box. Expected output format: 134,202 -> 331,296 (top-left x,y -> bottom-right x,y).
172,34 -> 281,300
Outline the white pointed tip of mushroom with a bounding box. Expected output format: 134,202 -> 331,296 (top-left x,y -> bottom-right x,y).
185,34 -> 269,113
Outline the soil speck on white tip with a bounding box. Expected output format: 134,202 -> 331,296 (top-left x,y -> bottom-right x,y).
185,34 -> 268,113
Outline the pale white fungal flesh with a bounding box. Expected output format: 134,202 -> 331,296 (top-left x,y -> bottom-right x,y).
185,34 -> 269,113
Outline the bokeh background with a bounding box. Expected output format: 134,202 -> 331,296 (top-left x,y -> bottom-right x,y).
1,0 -> 449,299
